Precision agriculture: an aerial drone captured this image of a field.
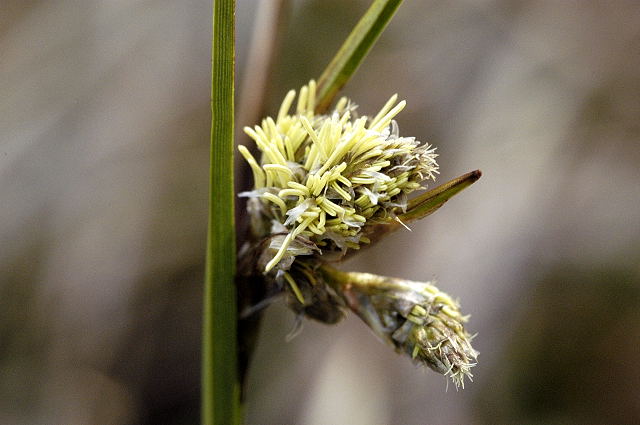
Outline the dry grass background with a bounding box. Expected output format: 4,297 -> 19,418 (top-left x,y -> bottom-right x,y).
1,1 -> 639,424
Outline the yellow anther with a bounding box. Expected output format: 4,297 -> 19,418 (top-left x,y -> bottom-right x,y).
261,192 -> 287,215
370,94 -> 399,128
277,90 -> 296,123
283,272 -> 305,304
287,181 -> 310,195
238,145 -> 265,188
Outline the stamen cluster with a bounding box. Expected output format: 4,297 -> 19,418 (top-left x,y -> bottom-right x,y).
239,81 -> 438,273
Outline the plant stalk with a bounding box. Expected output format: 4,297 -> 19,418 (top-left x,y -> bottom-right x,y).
203,0 -> 241,424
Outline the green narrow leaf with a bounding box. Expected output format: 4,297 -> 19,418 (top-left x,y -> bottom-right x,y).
400,170 -> 482,222
203,0 -> 240,424
315,0 -> 404,113
359,170 -> 482,249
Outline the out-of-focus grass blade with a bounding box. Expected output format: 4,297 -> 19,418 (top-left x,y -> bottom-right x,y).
401,170 -> 482,222
203,0 -> 240,424
315,0 -> 404,113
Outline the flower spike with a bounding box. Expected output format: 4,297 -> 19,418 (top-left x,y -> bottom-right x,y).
239,80 -> 439,272
319,265 -> 478,389
238,81 -> 480,386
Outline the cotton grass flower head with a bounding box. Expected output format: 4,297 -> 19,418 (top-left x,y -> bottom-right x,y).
238,81 -> 479,388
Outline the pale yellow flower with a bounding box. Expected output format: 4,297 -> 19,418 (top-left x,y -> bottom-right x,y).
238,81 -> 478,388
239,80 -> 438,274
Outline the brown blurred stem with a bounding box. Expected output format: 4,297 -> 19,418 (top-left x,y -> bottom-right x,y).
236,0 -> 290,136
235,0 -> 291,401
236,244 -> 269,400
235,0 -> 291,210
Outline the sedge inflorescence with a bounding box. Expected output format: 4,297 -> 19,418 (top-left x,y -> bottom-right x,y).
239,81 -> 478,388
239,80 -> 438,274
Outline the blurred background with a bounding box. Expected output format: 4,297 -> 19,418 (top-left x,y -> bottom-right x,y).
2,0 -> 639,424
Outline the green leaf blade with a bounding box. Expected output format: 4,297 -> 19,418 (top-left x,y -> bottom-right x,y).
315,0 -> 404,113
401,170 -> 482,222
203,0 -> 240,424
355,170 -> 482,251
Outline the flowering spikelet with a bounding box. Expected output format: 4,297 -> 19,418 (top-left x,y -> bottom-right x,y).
319,267 -> 478,389
239,80 -> 438,273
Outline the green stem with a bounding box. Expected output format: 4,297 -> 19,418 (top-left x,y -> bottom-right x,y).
203,0 -> 240,424
315,0 -> 404,113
